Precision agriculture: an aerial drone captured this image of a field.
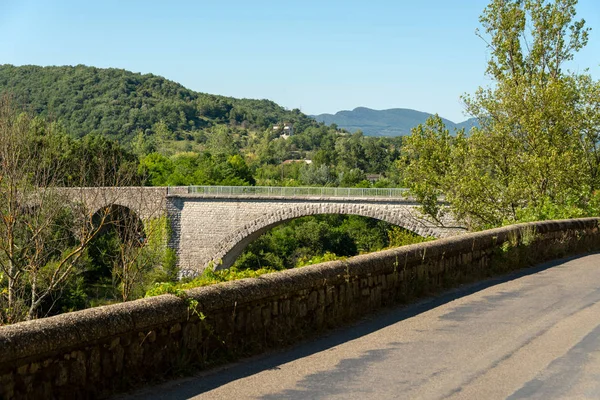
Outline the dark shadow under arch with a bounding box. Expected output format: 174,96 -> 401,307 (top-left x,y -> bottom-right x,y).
87,204 -> 145,284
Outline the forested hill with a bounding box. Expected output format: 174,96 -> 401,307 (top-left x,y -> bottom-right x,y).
0,64 -> 315,142
313,107 -> 478,136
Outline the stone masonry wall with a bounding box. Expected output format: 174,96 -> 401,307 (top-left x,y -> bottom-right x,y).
58,187 -> 170,220
53,188 -> 462,275
169,195 -> 463,275
1,218 -> 599,399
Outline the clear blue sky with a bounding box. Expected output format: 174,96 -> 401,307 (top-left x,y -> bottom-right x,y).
1,0 -> 599,122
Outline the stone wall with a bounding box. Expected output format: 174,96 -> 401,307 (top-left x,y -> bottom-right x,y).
1,218 -> 599,399
57,187 -> 170,220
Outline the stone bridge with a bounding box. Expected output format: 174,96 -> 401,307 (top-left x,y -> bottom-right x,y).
60,186 -> 465,275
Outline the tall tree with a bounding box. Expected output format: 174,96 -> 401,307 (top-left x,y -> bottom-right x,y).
0,96 -> 142,322
459,0 -> 598,227
400,116 -> 460,224
403,0 -> 599,229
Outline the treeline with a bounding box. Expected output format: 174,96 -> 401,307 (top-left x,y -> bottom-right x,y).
0,64 -> 408,188
136,126 -> 403,188
0,64 -> 314,143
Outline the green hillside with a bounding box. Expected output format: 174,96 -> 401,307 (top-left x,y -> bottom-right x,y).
0,64 -> 315,142
313,107 -> 478,136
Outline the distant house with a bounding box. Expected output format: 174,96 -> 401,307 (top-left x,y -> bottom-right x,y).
366,174 -> 382,183
273,123 -> 294,137
282,159 -> 312,165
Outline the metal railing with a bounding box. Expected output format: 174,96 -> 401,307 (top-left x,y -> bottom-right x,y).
172,185 -> 410,198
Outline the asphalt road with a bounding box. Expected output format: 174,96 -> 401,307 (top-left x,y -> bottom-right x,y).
120,253 -> 600,400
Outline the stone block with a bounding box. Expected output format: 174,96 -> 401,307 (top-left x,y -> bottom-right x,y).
262,306 -> 272,327
55,361 -> 68,387
307,291 -> 318,311
170,323 -> 182,334
282,300 -> 291,315
0,372 -> 15,399
70,351 -> 87,385
183,323 -> 199,350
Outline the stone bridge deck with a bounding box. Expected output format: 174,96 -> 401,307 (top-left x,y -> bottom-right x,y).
166,186 -> 463,275
58,185 -> 464,275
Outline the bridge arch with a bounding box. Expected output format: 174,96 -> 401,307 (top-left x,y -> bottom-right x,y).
90,203 -> 145,230
86,204 -> 146,285
208,203 -> 443,271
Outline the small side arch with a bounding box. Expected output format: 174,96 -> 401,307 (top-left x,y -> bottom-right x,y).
208,203 -> 447,271
90,203 -> 145,232
86,204 -> 146,285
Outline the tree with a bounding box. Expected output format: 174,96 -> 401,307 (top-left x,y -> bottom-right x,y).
0,96 -> 143,322
400,116 -> 459,224
0,98 -> 85,321
459,0 -> 598,227
402,0 -> 599,229
138,153 -> 174,185
131,129 -> 156,158
300,164 -> 337,186
93,207 -> 169,302
206,125 -> 238,157
363,138 -> 391,174
153,120 -> 174,154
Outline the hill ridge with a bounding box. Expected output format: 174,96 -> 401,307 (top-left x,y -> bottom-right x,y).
312,106 -> 478,136
0,64 -> 315,143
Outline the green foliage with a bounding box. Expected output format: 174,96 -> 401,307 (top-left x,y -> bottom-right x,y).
234,215 -> 427,271
146,266 -> 276,295
399,115 -> 458,222
144,281 -> 188,298
85,211 -> 174,303
387,227 -> 433,248
52,276 -> 88,315
295,252 -> 344,268
0,65 -> 317,144
401,0 -> 600,230
299,164 -> 338,186
139,151 -> 255,186
338,168 -> 367,187
512,196 -> 589,223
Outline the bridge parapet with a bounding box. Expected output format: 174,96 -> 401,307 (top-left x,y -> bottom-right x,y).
172,185 -> 412,199
168,193 -> 421,204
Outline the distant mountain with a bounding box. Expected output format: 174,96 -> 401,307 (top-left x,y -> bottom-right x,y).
312,107 -> 478,137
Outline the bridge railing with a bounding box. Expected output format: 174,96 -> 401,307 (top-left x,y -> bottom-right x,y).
175,185 -> 410,198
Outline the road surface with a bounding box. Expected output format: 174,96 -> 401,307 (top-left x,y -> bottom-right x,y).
120,253 -> 600,399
